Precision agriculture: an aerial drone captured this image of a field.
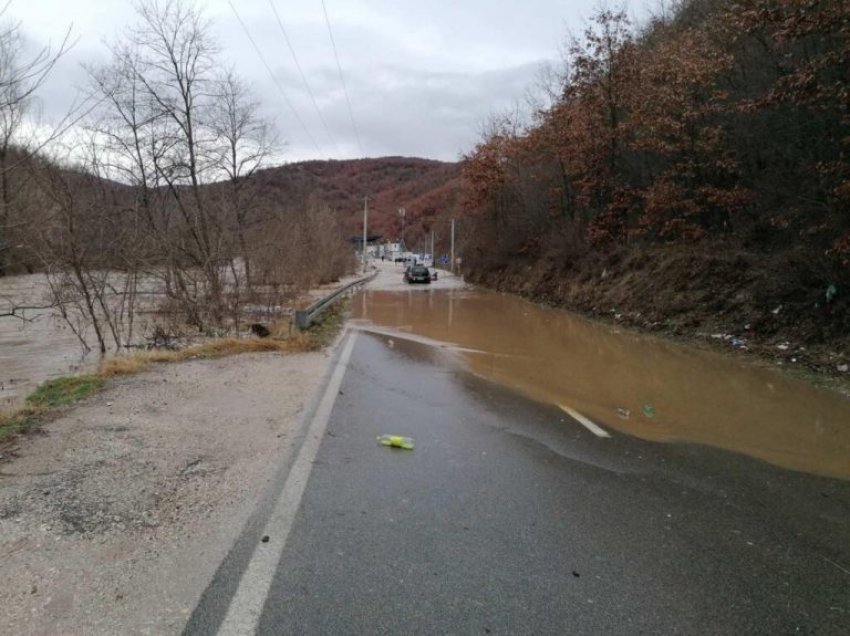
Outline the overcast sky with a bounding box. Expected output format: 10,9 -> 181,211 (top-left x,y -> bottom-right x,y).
11,0 -> 645,164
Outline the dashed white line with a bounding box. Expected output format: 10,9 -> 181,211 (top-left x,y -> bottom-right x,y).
559,404 -> 611,438
217,331 -> 358,635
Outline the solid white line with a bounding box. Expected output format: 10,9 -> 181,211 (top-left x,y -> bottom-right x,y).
217,331 -> 358,635
559,404 -> 611,438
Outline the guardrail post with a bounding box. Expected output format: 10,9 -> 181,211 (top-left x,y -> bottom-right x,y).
294,310 -> 310,330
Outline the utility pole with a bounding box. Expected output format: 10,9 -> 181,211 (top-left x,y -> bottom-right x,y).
362,196 -> 369,273
430,230 -> 435,267
450,218 -> 455,274
398,208 -> 406,251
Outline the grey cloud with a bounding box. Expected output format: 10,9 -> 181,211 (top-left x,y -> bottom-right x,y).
253,61 -> 546,162
12,1 -> 603,163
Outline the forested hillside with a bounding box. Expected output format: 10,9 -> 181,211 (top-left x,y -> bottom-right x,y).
461,0 -> 849,370
254,157 -> 465,243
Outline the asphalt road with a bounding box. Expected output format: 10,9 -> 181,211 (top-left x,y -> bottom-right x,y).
186,330 -> 850,635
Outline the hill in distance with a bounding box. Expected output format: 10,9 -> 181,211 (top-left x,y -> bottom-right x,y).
254,156 -> 466,245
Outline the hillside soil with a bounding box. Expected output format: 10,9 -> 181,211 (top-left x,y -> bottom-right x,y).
465,244 -> 850,392
0,350 -> 328,636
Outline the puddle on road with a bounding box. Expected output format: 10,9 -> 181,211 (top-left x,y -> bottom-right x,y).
353,289 -> 850,480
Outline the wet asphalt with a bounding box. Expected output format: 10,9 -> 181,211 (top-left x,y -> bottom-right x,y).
188,330 -> 850,635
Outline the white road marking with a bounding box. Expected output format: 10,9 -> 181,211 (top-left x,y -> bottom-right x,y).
559,404 -> 611,438
217,331 -> 358,635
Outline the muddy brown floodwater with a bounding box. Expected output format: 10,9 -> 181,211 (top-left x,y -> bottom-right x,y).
0,274 -> 98,411
0,273 -> 164,412
353,288 -> 850,480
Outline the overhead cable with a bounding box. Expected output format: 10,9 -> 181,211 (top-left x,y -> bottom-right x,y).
268,0 -> 340,155
320,0 -> 364,157
228,0 -> 324,156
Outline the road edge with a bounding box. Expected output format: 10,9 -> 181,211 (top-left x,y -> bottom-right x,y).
182,330 -> 356,636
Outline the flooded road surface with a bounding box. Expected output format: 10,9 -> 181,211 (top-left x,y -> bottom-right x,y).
352,288 -> 850,480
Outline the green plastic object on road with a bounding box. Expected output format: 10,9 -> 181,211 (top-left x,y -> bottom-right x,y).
642,404 -> 656,418
378,434 -> 415,450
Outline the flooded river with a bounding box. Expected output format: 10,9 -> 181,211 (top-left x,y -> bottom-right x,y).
353,288 -> 850,480
0,274 -> 97,410
0,273 -> 163,411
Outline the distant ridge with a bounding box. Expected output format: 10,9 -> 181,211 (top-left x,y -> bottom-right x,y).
254,156 -> 466,243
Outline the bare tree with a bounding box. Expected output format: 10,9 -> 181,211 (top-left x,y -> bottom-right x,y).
82,0 -> 284,333
211,69 -> 276,293
31,150 -> 134,354
0,5 -> 72,275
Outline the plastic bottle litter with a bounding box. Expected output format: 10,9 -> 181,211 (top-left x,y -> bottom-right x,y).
642,404 -> 656,418
377,434 -> 414,450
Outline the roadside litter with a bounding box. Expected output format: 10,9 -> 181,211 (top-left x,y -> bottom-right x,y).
642,404 -> 656,418
377,434 -> 414,450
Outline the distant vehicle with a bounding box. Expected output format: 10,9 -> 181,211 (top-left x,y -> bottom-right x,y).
404,264 -> 431,284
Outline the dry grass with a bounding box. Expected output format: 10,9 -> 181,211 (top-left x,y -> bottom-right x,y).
269,315 -> 294,339
99,334 -> 315,377
99,356 -> 151,377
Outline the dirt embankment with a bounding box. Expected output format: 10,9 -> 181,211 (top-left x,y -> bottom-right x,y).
0,350 -> 328,636
465,244 -> 849,384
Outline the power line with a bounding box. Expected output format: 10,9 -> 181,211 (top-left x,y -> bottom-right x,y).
320,0 -> 363,157
227,0 -> 324,156
268,0 -> 340,155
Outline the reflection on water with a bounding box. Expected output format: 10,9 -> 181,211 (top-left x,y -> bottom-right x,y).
353,289 -> 850,480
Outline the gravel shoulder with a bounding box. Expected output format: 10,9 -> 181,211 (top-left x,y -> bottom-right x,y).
0,350 -> 329,636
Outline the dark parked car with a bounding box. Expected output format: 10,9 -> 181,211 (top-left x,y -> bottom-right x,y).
404,264 -> 431,284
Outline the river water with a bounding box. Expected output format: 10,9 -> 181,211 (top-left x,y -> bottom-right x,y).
352,288 -> 850,480
0,274 -> 94,410
0,273 -> 164,411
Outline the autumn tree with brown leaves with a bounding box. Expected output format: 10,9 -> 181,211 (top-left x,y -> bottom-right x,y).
463,1 -> 850,274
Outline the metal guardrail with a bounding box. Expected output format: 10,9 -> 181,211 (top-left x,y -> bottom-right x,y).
294,270 -> 377,330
